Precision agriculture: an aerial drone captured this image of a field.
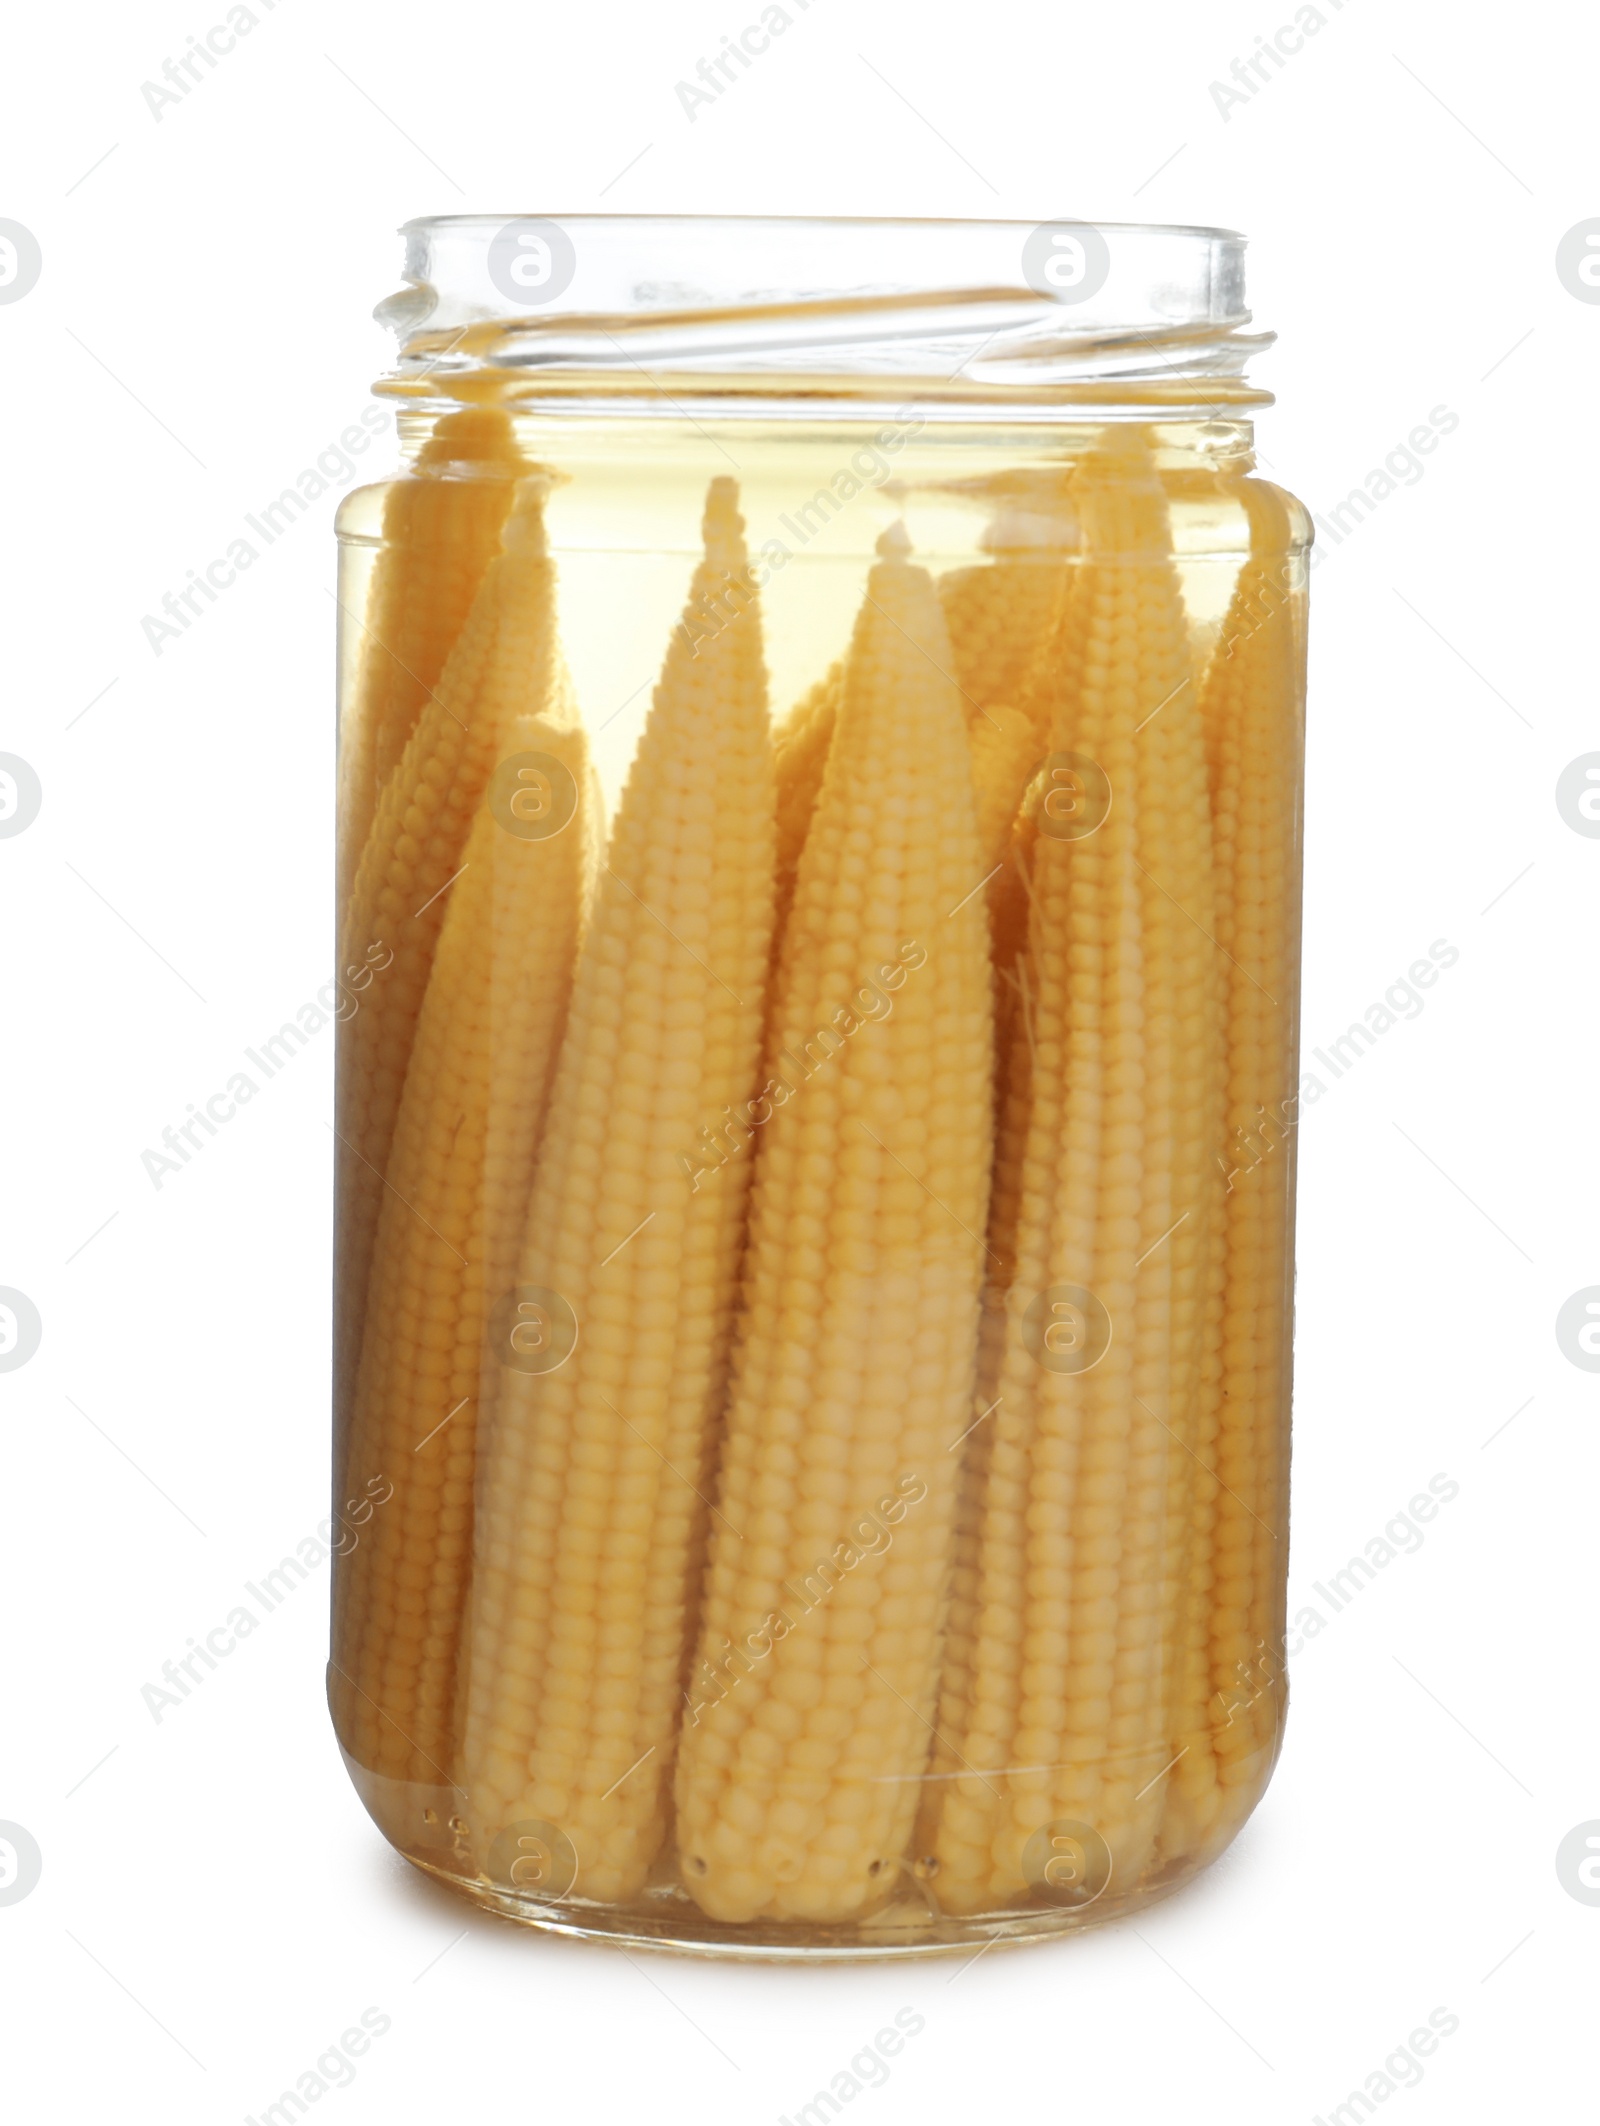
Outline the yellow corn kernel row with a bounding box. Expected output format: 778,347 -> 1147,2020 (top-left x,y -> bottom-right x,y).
674,527 -> 993,1926
334,479 -> 564,1424
330,701 -> 599,1790
459,478 -> 776,1905
1172,480 -> 1302,1856
929,438 -> 1223,1910
965,706 -> 1043,877
771,664 -> 841,950
337,407 -> 528,910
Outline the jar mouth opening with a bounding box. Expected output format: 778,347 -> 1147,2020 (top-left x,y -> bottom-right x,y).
377,215 -> 1272,413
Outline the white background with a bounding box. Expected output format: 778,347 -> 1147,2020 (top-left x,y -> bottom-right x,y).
1,1 -> 1594,2120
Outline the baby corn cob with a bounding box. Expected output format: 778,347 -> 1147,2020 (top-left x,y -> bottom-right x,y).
674,525 -> 993,1927
931,437 -> 1218,1912
1110,499 -> 1221,1875
334,479 -> 564,1426
338,406 -> 527,908
930,708 -> 1059,1841
458,478 -> 775,1904
331,701 -> 598,1790
1181,480 -> 1302,1848
939,510 -> 1072,722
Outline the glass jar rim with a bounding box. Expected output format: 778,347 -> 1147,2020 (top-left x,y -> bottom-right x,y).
378,213 -> 1272,415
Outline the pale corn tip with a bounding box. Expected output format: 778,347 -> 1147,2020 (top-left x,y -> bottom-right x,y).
415,403 -> 519,473
702,474 -> 748,567
501,479 -> 554,555
979,502 -> 1078,555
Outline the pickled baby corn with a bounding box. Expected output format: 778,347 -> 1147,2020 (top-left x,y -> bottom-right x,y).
458,478 -> 775,1904
1174,480 -> 1301,1850
331,702 -> 598,1789
674,526 -> 993,1925
334,478 -> 564,1420
337,406 -> 527,908
930,438 -> 1220,1911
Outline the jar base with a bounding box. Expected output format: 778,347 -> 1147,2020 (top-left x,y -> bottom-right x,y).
396,1837 -> 1222,1962
341,1722 -> 1281,1961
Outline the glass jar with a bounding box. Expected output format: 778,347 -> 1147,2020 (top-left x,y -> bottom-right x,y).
329,215 -> 1309,1957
